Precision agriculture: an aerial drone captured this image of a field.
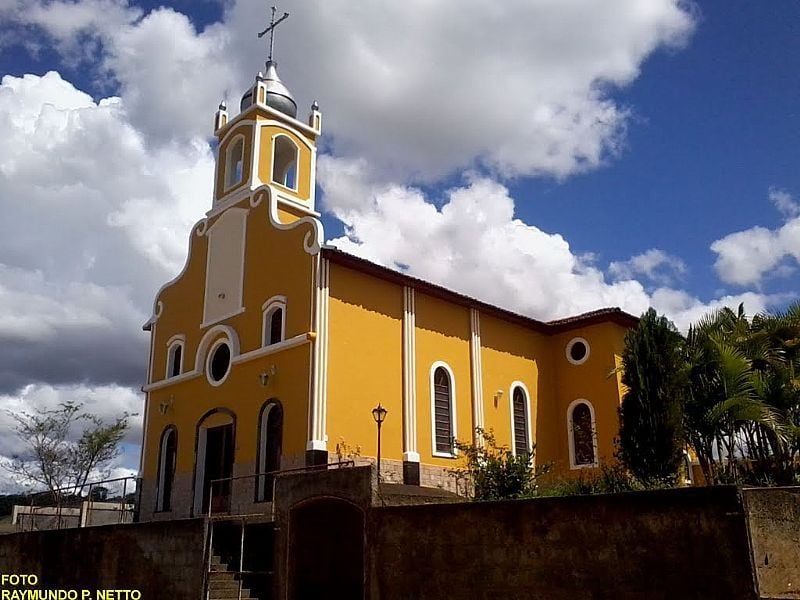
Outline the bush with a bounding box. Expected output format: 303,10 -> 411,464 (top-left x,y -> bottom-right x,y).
449,428 -> 550,501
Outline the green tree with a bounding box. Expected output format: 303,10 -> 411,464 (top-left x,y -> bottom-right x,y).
451,428 -> 549,501
684,304 -> 795,484
4,401 -> 131,497
618,308 -> 686,486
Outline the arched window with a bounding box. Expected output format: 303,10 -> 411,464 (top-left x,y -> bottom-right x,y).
225,137 -> 244,189
272,135 -> 298,190
156,427 -> 177,512
255,401 -> 283,502
431,363 -> 456,456
511,384 -> 530,457
166,338 -> 184,379
262,297 -> 286,347
568,400 -> 598,468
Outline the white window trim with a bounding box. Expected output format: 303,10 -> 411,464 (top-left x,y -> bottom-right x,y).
206,338 -> 233,387
261,295 -> 287,347
429,361 -> 458,458
509,381 -> 533,456
223,134 -> 246,192
256,402 -> 279,502
567,398 -> 599,469
271,134 -> 299,192
566,336 -> 591,365
165,334 -> 185,379
156,427 -> 175,512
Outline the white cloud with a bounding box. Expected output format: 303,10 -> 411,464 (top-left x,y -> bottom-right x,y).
0,71 -> 212,391
319,156 -> 782,330
0,382 -> 142,493
4,0 -> 694,180
770,187 -> 800,219
649,288 -> 788,332
609,248 -> 687,286
711,189 -> 800,287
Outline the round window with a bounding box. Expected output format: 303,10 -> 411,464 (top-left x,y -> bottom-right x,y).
566,337 -> 590,365
208,341 -> 231,383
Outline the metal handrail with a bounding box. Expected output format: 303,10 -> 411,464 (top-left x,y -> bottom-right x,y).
203,461 -> 355,600
206,460 -> 356,519
17,476 -> 137,532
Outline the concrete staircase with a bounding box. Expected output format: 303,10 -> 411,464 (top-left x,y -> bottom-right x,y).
207,555 -> 257,600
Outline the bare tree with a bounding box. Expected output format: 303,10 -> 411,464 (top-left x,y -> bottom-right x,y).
5,401 -> 130,497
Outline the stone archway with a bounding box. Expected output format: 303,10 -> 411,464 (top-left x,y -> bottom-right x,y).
288,497 -> 365,599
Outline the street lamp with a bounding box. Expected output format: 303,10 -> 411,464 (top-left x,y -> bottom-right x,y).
371,403 -> 388,482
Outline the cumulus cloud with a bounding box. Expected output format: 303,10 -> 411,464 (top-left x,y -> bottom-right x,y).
609,249 -> 687,286
0,383 -> 142,493
0,71 -> 212,392
711,188 -> 800,287
4,0 -> 694,180
319,156 -> 782,330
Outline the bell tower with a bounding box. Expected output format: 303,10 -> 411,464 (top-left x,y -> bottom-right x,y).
211,7 -> 322,220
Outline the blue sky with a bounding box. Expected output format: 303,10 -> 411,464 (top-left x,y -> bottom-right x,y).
518,0 -> 800,301
0,0 -> 798,489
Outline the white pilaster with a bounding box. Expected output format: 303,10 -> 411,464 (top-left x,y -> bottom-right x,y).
469,308 -> 485,443
307,255 -> 330,451
402,286 -> 419,462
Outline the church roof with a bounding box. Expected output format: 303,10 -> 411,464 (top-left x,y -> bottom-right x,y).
321,247 -> 639,334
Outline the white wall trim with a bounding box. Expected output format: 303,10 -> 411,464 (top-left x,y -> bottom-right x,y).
202,207 -> 247,326
256,402 -> 278,501
307,256 -> 330,452
145,220 -> 208,327
469,308 -> 485,444
261,295 -> 288,347
234,103 -> 319,137
249,186 -> 323,255
270,133 -> 300,192
402,286 -> 418,460
155,426 -> 175,511
567,398 -> 599,469
508,381 -> 533,456
566,336 -> 591,366
194,324 -> 240,373
222,133 -> 246,193
207,186 -> 253,219
205,338 -> 233,387
143,333 -> 311,392
165,335 -> 186,379
429,360 -> 458,458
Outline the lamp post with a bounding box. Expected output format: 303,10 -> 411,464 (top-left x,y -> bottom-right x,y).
371,403 -> 388,482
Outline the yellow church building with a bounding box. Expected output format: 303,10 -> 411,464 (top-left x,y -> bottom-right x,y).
137,56 -> 637,521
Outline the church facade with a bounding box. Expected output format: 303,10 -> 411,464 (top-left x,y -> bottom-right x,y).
137,59 -> 637,521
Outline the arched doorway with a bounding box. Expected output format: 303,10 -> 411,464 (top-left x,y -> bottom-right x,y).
288,497 -> 365,598
193,409 -> 236,515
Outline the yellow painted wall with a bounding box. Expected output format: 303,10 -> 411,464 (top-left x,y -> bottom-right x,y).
479,314 -> 551,455
539,322 -> 628,476
414,293 -> 473,467
143,193 -> 318,489
143,343 -> 311,481
256,121 -> 315,203
214,124 -> 253,201
326,264 -> 404,460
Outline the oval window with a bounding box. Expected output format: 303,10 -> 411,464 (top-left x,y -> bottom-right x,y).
208,342 -> 231,383
566,337 -> 590,365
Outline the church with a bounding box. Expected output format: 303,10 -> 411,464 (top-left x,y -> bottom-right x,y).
136,42 -> 638,521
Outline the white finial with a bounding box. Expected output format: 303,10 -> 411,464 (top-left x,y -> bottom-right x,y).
312,100 -> 319,111
219,100 -> 227,111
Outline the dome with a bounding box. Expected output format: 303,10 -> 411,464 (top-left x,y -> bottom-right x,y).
240,60 -> 298,118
